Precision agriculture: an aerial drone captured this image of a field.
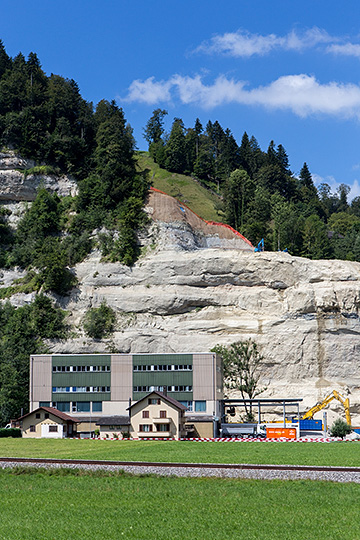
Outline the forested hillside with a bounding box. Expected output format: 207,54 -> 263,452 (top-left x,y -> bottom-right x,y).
145,109 -> 360,260
0,41 -> 149,423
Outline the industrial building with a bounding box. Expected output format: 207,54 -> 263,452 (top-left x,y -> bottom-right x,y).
30,352 -> 223,437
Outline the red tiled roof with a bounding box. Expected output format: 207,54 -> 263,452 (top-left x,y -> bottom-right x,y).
128,391 -> 187,411
17,407 -> 79,423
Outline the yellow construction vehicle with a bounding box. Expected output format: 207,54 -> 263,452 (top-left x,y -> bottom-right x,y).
302,390 -> 351,426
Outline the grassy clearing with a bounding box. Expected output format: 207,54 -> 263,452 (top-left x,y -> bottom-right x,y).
1,439 -> 360,467
0,467 -> 359,540
136,151 -> 222,221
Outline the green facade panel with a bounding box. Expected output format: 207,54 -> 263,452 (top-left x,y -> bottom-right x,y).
132,354 -> 193,365
133,372 -> 192,387
52,373 -> 111,386
132,353 -> 194,401
52,355 -> 111,366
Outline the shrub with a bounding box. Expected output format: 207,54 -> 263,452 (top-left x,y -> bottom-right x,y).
0,428 -> 22,438
23,165 -> 59,178
330,418 -> 352,439
83,301 -> 116,339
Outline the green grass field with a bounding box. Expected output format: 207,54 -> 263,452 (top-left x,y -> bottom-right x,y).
1,439 -> 360,467
136,151 -> 222,221
0,467 -> 359,540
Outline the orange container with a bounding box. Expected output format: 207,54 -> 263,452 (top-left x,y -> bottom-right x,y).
266,427 -> 297,439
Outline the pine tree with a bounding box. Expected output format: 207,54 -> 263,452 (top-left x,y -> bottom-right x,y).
239,132 -> 253,175
165,118 -> 186,173
299,162 -> 313,188
143,108 -> 167,146
276,144 -> 290,174
299,162 -> 318,204
0,40 -> 11,80
267,140 -> 277,165
224,168 -> 255,232
249,135 -> 266,174
95,101 -> 138,207
194,117 -> 203,159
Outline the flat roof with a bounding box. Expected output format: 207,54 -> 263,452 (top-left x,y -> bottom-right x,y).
30,352 -> 218,357
222,398 -> 303,404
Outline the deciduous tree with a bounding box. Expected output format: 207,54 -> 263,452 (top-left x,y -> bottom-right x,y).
211,339 -> 266,421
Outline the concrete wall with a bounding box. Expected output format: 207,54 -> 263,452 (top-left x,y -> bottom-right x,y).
30,355 -> 52,410
193,353 -> 223,416
111,354 -> 133,400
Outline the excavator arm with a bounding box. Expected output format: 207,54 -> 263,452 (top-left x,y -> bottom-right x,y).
302,390 -> 351,425
332,390 -> 351,425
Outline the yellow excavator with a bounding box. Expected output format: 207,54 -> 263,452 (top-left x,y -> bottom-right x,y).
302,390 -> 351,426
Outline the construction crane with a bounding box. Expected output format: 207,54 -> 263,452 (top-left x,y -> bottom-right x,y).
302,390 -> 351,425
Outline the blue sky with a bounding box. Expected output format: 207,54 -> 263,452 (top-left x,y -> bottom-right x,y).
2,1 -> 360,199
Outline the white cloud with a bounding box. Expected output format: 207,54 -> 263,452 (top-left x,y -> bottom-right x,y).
327,43 -> 360,59
246,75 -> 360,118
195,27 -> 334,57
124,73 -> 360,119
124,77 -> 173,104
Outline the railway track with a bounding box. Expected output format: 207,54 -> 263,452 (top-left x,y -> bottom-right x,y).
1,457 -> 360,482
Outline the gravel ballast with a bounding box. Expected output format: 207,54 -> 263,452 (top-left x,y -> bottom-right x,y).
1,460 -> 360,483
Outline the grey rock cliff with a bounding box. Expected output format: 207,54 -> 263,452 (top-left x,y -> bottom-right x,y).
0,150 -> 77,202
51,248 -> 360,424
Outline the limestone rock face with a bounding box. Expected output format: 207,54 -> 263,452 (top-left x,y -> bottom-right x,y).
49,248 -> 360,424
0,151 -> 78,202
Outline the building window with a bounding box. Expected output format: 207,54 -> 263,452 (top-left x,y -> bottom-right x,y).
133,364 -> 192,372
55,402 -> 70,413
156,424 -> 168,432
148,398 -> 160,405
53,387 -> 70,393
170,386 -> 192,392
29,425 -> 35,432
35,413 -> 41,419
49,425 -> 58,432
73,402 -> 90,413
92,401 -> 102,412
179,401 -> 193,411
142,411 -> 149,418
45,413 -> 49,419
39,402 -> 50,407
195,401 -> 206,412
159,410 -> 167,418
139,425 -> 152,432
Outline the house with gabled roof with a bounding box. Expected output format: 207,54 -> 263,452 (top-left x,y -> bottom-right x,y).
17,407 -> 78,438
128,391 -> 187,440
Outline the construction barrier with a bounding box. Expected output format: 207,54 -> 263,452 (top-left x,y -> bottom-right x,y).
70,436 -> 354,442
